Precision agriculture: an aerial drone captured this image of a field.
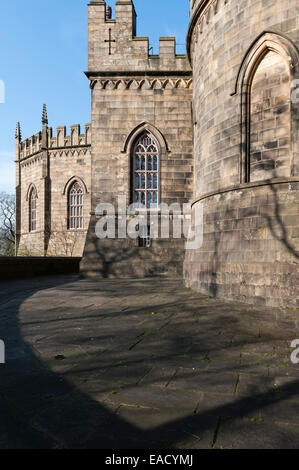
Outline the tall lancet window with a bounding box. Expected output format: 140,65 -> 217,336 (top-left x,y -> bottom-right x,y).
29,187 -> 37,232
133,133 -> 159,209
249,50 -> 291,182
68,181 -> 84,229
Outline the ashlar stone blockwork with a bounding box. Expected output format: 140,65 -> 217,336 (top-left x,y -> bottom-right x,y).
81,0 -> 193,278
184,0 -> 299,308
16,0 -> 193,278
16,115 -> 91,257
15,0 -> 299,307
250,51 -> 291,182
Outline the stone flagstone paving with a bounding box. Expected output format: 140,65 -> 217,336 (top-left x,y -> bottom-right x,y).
0,275 -> 299,449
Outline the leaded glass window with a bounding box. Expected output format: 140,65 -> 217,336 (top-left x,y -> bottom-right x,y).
133,133 -> 159,209
68,182 -> 84,229
29,187 -> 37,232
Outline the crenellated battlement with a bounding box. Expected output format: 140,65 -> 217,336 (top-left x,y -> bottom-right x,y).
48,123 -> 91,150
19,123 -> 91,160
19,132 -> 42,159
88,0 -> 191,75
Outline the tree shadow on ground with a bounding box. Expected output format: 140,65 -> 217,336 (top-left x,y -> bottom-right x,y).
0,275 -> 299,449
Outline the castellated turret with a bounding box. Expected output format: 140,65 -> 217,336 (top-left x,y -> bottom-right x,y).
81,0 -> 194,278
14,0 -> 299,301
16,0 -> 194,277
87,0 -> 189,73
184,0 -> 299,307
15,105 -> 92,257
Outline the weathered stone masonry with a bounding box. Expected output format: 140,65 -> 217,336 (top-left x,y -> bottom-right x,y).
16,109 -> 91,257
184,0 -> 299,307
16,0 -> 193,277
16,0 -> 299,307
81,0 -> 193,278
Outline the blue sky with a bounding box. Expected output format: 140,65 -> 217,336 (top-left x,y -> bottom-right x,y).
0,0 -> 190,194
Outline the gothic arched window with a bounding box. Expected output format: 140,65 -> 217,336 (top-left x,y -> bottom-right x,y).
249,50 -> 291,182
235,33 -> 298,183
68,181 -> 84,229
133,133 -> 160,209
29,187 -> 37,232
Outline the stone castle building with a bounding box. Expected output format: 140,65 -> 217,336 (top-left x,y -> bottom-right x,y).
16,0 -> 299,307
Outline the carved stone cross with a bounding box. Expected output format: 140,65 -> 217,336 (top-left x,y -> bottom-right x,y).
105,28 -> 116,55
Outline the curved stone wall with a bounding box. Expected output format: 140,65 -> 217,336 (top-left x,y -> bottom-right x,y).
184,0 -> 299,307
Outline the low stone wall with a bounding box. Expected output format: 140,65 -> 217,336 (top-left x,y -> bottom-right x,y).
81,217 -> 185,279
0,257 -> 81,281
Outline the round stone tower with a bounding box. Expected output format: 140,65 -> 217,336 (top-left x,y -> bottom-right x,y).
184,0 -> 299,307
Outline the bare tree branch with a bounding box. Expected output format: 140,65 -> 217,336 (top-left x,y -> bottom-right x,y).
0,192 -> 15,255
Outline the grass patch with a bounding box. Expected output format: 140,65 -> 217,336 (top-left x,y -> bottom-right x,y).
243,410 -> 264,424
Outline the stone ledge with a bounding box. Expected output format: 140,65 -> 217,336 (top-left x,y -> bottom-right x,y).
192,177 -> 299,206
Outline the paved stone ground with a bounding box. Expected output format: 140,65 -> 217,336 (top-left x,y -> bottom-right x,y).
0,275 -> 299,449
